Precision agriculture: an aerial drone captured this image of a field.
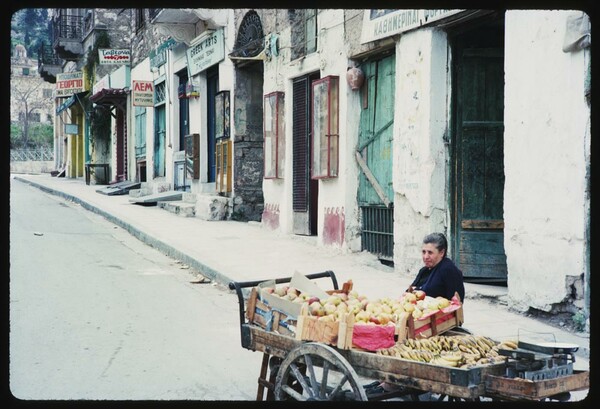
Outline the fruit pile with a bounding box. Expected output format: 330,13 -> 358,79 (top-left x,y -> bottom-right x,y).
263,284 -> 454,325
376,334 -> 518,368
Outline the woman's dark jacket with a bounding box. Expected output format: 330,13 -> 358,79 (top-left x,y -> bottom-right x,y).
411,257 -> 465,302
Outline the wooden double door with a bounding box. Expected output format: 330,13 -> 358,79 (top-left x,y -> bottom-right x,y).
451,17 -> 507,282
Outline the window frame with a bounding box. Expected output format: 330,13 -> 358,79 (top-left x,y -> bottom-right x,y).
263,91 -> 285,179
311,75 -> 339,179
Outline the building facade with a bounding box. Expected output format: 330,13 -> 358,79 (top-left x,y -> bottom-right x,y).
37,8 -> 591,321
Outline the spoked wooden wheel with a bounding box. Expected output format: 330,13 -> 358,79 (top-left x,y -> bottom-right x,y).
274,342 -> 368,401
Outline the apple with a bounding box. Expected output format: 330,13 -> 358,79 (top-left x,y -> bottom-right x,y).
414,290 -> 426,301
436,296 -> 450,308
403,292 -> 417,303
369,316 -> 381,325
309,303 -> 325,316
307,297 -> 320,305
403,303 -> 415,313
323,303 -> 337,315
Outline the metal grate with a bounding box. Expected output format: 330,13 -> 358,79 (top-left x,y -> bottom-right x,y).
361,205 -> 394,260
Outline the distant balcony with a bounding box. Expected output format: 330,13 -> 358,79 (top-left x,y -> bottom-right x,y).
38,43 -> 62,84
149,8 -> 201,24
52,14 -> 84,60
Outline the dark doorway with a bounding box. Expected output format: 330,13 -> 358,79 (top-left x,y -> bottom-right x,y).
450,14 -> 507,283
206,66 -> 218,183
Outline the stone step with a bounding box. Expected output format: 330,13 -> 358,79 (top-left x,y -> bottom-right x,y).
195,194 -> 230,221
158,201 -> 196,217
182,192 -> 197,204
128,186 -> 153,198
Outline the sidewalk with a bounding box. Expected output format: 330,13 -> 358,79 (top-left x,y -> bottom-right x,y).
11,173 -> 590,371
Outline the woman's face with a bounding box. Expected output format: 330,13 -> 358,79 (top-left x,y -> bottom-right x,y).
422,243 -> 445,269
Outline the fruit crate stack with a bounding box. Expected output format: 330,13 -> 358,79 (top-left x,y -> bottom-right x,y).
245,272 -> 464,351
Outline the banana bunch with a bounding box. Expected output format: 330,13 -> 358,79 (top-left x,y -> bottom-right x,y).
376,335 -> 512,368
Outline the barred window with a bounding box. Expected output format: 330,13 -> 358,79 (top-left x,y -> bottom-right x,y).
154,81 -> 166,105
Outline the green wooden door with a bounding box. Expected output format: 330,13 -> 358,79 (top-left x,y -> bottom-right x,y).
453,27 -> 507,281
357,54 -> 395,260
358,54 -> 395,206
154,104 -> 166,177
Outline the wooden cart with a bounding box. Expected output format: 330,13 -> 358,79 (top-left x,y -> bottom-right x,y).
229,271 -> 589,401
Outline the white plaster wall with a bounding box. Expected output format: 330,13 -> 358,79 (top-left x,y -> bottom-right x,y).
504,10 -> 589,311
262,10 -> 360,250
393,28 -> 450,275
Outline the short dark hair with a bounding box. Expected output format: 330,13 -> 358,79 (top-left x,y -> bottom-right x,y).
423,232 -> 448,256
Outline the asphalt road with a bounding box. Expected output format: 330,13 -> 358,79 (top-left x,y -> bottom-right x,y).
9,178 -> 263,400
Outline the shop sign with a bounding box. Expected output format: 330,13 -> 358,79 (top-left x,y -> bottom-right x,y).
99,49 -> 131,65
186,28 -> 225,76
64,123 -> 79,135
56,71 -> 85,97
132,80 -> 154,107
150,38 -> 178,69
361,9 -> 463,44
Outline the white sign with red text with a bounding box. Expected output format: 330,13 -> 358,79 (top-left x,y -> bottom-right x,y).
99,49 -> 131,65
56,71 -> 85,97
132,80 -> 154,107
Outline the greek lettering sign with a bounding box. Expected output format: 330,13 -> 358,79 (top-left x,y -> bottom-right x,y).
187,28 -> 225,76
132,80 -> 154,107
56,71 -> 85,97
99,49 -> 131,65
150,38 -> 178,69
361,9 -> 464,44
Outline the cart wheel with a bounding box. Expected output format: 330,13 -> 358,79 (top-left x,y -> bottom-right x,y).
274,342 -> 368,401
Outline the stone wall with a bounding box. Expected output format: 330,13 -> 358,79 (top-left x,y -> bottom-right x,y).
10,161 -> 55,174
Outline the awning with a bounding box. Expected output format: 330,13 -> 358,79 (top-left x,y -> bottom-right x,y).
90,88 -> 130,111
56,91 -> 89,115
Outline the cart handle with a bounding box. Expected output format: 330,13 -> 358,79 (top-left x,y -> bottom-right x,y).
228,271 -> 339,338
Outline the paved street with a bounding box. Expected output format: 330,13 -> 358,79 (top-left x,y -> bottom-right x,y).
10,179 -> 262,400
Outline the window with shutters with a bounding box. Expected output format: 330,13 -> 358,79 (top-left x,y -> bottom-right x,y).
311,76 -> 339,179
264,91 -> 285,179
134,107 -> 146,158
293,79 -> 309,212
290,9 -> 318,60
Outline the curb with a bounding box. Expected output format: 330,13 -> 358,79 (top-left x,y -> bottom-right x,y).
14,176 -> 235,290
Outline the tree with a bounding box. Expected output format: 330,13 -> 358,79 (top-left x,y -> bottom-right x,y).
11,79 -> 51,149
11,8 -> 51,58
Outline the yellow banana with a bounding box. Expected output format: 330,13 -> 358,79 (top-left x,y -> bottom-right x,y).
441,352 -> 462,362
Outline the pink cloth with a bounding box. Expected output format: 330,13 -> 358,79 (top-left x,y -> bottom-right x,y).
352,324 -> 396,351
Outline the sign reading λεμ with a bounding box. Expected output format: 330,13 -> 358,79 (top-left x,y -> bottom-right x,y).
187,28 -> 225,76
56,71 -> 85,97
99,49 -> 131,65
132,80 -> 154,107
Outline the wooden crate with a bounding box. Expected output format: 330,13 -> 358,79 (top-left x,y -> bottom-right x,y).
396,305 -> 464,342
295,302 -> 355,349
245,280 -> 354,338
294,280 -> 357,349
485,370 -> 589,400
246,287 -> 296,337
